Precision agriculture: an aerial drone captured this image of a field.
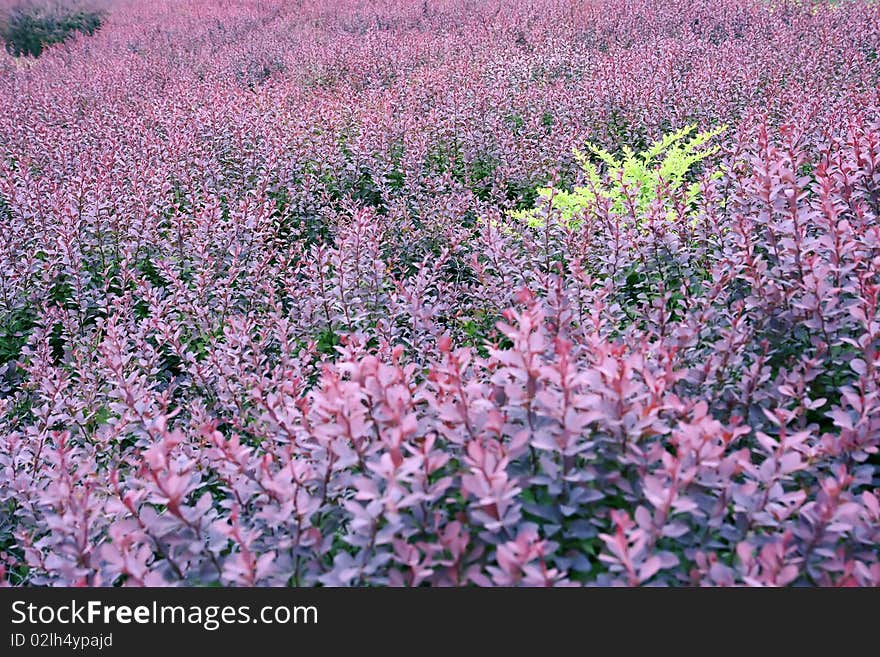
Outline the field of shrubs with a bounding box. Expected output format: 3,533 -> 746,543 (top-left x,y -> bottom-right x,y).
0,0 -> 879,587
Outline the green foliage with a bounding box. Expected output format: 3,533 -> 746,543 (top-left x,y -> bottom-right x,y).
1,3 -> 104,58
511,124 -> 726,228
427,139 -> 499,201
0,308 -> 36,367
315,326 -> 341,355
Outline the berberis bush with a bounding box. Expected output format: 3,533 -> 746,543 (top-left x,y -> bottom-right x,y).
0,0 -> 878,587
1,1 -> 104,58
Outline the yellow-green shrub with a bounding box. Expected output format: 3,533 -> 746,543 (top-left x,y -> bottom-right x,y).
511,124 -> 726,228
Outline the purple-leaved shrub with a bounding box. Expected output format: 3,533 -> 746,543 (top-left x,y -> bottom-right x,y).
0,0 -> 878,586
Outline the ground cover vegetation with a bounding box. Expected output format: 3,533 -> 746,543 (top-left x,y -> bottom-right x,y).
0,0 -> 879,586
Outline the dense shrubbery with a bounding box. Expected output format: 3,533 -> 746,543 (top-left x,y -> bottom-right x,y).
0,0 -> 878,586
510,125 -> 726,228
0,2 -> 103,57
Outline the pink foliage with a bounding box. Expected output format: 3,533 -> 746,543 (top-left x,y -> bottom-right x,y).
0,0 -> 878,586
